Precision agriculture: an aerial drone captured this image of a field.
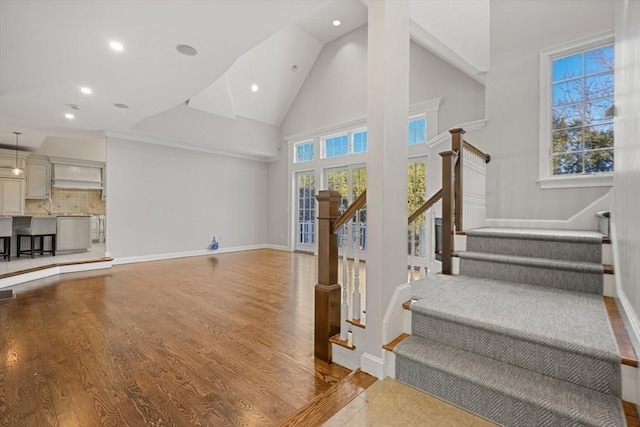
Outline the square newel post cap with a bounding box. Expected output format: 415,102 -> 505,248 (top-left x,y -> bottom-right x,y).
449,128 -> 466,135
315,190 -> 342,203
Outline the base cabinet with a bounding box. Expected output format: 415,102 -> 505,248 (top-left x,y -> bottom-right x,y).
0,179 -> 24,215
56,217 -> 91,251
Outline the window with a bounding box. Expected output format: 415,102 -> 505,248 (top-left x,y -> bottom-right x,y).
324,134 -> 349,158
353,131 -> 368,154
408,117 -> 427,145
295,141 -> 314,163
296,173 -> 315,247
539,33 -> 614,188
551,44 -> 614,175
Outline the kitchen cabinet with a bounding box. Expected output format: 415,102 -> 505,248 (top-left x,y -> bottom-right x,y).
57,216 -> 91,251
0,179 -> 24,215
26,158 -> 51,199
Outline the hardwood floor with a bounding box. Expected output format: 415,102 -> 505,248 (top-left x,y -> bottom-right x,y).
0,249 -> 351,426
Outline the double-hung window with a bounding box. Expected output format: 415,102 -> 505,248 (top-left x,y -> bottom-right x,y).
539,33 -> 614,188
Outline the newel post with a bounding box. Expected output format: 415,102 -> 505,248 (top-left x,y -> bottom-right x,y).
315,190 -> 341,362
440,151 -> 456,275
450,128 -> 465,231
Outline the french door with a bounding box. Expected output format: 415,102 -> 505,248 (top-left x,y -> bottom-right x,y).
295,172 -> 316,253
325,165 -> 367,255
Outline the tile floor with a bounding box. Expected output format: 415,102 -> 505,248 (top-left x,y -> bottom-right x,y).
0,242 -> 106,275
323,378 -> 498,427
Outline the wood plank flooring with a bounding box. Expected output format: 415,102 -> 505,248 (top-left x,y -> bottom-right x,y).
0,249 -> 350,426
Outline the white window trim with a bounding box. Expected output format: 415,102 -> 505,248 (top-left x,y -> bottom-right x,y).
293,140 -> 314,163
538,31 -> 614,189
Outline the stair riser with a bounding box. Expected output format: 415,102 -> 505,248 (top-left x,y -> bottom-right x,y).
412,313 -> 621,396
460,258 -> 603,294
467,236 -> 602,263
396,356 -> 616,427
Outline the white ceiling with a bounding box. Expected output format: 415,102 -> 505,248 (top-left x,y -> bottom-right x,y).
0,0 -> 486,156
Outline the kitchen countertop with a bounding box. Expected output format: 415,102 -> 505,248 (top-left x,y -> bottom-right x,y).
10,214 -> 93,218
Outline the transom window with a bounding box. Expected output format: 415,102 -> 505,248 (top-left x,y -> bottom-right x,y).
295,141 -> 314,163
353,131 -> 368,154
551,44 -> 614,175
324,134 -> 349,158
408,117 -> 427,145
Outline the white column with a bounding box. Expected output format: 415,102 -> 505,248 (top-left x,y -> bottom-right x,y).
363,0 -> 410,370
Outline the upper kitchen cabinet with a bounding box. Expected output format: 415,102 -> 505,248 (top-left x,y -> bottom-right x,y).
0,179 -> 24,215
26,155 -> 51,199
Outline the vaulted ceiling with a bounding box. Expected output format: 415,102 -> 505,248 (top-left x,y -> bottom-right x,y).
0,0 -> 488,155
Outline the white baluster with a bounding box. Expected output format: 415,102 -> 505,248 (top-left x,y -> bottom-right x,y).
352,214 -> 361,321
340,225 -> 349,341
409,222 -> 416,282
420,213 -> 428,278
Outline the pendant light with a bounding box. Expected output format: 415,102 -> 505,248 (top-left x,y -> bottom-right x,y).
12,132 -> 23,176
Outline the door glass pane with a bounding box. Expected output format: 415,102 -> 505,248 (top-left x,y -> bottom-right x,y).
408,160 -> 427,256
297,173 -> 315,246
352,167 -> 367,250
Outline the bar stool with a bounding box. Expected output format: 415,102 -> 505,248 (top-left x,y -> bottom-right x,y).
17,217 -> 57,258
0,217 -> 12,261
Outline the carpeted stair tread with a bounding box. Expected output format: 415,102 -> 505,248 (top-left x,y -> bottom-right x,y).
466,228 -> 603,263
466,227 -> 605,242
395,335 -> 625,427
459,252 -> 603,294
409,274 -> 620,395
459,251 -> 603,273
410,274 -> 617,361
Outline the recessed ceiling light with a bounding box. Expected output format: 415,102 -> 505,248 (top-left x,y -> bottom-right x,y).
332,20 -> 341,27
251,84 -> 259,92
176,44 -> 198,56
110,41 -> 124,52
65,113 -> 74,119
80,87 -> 92,95
113,103 -> 129,109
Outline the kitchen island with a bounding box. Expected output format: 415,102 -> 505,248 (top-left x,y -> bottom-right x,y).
11,215 -> 92,256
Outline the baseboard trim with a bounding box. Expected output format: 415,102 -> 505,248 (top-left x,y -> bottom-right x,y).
486,192 -> 610,231
361,352 -> 385,379
264,244 -> 291,252
112,244 -> 269,265
611,223 -> 640,348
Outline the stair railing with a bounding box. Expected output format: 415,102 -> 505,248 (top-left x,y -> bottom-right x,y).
408,128 -> 490,276
314,128 -> 489,361
315,189 -> 366,362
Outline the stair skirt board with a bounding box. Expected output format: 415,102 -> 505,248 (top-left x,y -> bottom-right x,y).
459,253 -> 603,294
396,336 -> 625,427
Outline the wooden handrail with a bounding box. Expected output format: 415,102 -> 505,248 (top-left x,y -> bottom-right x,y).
463,140 -> 491,163
331,189 -> 367,234
408,189 -> 443,224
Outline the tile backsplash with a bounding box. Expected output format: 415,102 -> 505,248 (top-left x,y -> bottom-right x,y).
25,188 -> 106,215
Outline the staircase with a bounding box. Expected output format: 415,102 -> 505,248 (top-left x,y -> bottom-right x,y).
395,228 -> 629,426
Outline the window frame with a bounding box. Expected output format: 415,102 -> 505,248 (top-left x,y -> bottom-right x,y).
294,140 -> 315,163
538,32 -> 614,189
407,115 -> 427,145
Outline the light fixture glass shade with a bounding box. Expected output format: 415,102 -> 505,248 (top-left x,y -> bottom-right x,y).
12,132 -> 23,176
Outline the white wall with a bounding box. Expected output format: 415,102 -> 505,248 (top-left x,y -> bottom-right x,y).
270,25 -> 485,245
133,103 -> 281,161
34,136 -> 105,162
106,137 -> 268,259
410,0 -> 489,72
482,0 -> 613,220
613,0 -> 640,340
